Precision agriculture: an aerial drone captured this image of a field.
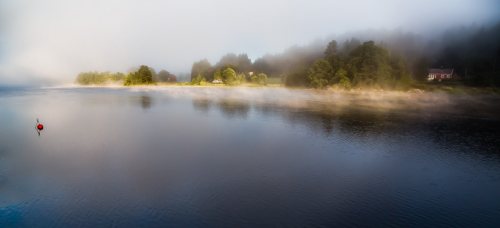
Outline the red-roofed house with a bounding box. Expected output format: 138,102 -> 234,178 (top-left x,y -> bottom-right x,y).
427,68 -> 454,81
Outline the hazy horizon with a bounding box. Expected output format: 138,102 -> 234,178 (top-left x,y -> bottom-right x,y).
1,0 -> 499,85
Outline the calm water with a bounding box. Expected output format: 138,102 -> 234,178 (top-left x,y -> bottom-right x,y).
0,87 -> 499,227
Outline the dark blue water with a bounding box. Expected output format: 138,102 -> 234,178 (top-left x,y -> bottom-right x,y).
0,87 -> 499,227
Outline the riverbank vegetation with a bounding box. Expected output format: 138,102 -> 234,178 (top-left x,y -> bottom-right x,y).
187,23 -> 499,90
190,40 -> 413,89
76,23 -> 499,91
75,65 -> 177,86
76,72 -> 125,85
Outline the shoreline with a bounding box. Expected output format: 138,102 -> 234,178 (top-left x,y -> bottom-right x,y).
36,83 -> 500,120
58,83 -> 500,96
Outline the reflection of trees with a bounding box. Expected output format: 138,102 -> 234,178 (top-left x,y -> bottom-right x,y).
254,103 -> 389,136
190,96 -> 500,156
192,99 -> 211,113
130,94 -> 154,110
140,95 -> 153,110
254,103 -> 500,155
216,100 -> 250,119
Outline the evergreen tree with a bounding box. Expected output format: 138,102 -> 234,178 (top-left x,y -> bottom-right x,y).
348,41 -> 392,87
307,59 -> 333,88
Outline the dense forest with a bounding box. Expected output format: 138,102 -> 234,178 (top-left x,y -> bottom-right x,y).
191,23 -> 500,88
189,40 -> 414,89
432,24 -> 500,85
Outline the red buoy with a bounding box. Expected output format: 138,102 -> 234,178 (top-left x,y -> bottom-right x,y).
37,123 -> 44,131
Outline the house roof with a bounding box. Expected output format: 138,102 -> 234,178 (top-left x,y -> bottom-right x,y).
429,68 -> 454,74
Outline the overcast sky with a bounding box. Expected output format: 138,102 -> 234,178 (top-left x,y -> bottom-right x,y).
0,0 -> 499,85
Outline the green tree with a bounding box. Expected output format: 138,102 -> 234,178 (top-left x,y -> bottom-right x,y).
124,65 -> 154,85
250,73 -> 268,85
347,41 -> 392,87
110,72 -> 125,81
76,71 -> 126,85
237,73 -> 246,83
222,67 -> 239,85
138,65 -> 154,84
340,38 -> 361,57
391,55 -> 413,89
216,53 -> 252,73
325,40 -> 344,71
191,74 -> 207,85
307,59 -> 333,88
324,40 -> 338,58
237,54 -> 252,73
191,59 -> 212,81
332,68 -> 351,89
157,70 -> 177,82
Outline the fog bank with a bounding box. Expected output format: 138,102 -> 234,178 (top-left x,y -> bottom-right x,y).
1,0 -> 499,85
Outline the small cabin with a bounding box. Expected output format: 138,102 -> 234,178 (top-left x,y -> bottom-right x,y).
427,68 -> 454,81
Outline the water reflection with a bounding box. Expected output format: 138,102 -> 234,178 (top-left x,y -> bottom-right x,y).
130,94 -> 154,110
192,99 -> 211,113
216,100 -> 250,119
1,87 -> 500,227
192,98 -> 252,118
202,96 -> 500,154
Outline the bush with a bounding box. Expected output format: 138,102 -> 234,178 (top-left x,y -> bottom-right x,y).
191,74 -> 207,85
250,73 -> 268,85
223,67 -> 240,85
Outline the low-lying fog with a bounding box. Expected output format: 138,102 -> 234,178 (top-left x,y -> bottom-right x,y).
1,86 -> 499,227
50,86 -> 500,120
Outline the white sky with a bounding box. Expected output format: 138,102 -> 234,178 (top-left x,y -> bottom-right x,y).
0,0 -> 499,85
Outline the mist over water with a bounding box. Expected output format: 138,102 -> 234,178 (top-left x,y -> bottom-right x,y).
0,87 -> 499,227
1,0 -> 500,226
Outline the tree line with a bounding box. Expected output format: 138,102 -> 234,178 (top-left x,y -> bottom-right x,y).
76,66 -> 177,85
190,53 -> 268,86
76,23 -> 499,88
191,22 -> 500,88
191,40 -> 412,89
431,23 -> 500,85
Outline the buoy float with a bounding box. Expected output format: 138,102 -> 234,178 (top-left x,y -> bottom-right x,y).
36,118 -> 44,132
35,118 -> 44,136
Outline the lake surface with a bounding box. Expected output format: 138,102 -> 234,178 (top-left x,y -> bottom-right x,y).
0,87 -> 499,227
